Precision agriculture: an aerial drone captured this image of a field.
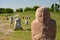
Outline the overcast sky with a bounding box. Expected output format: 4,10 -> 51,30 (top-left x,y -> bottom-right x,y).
0,0 -> 60,10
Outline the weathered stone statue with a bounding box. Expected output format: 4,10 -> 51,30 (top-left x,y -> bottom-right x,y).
31,7 -> 56,40
14,18 -> 21,30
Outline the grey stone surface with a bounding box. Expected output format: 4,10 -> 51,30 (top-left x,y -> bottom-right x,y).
9,16 -> 13,24
14,18 -> 21,30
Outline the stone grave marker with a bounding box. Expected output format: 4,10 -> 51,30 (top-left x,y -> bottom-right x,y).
14,18 -> 21,30
9,16 -> 13,24
25,16 -> 28,19
28,16 -> 30,19
6,16 -> 9,20
25,19 -> 28,25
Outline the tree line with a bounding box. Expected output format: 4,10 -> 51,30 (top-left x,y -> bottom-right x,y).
0,8 -> 14,13
0,3 -> 60,13
51,3 -> 60,12
0,6 -> 39,13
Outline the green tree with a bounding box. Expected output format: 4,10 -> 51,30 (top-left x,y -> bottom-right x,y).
16,8 -> 23,12
57,4 -> 60,11
5,8 -> 14,13
51,4 -> 54,11
24,7 -> 32,11
51,3 -> 60,12
0,8 -> 6,13
16,9 -> 20,12
47,8 -> 51,11
33,6 -> 40,11
19,8 -> 23,12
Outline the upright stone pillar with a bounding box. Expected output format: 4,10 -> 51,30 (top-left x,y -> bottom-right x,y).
14,18 -> 21,30
6,16 -> 9,20
9,16 -> 13,24
25,19 -> 28,25
31,7 -> 56,40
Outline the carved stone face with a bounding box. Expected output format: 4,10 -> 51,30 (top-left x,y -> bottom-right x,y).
35,7 -> 50,23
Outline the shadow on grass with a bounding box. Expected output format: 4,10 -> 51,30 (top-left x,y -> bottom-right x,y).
14,27 -> 31,31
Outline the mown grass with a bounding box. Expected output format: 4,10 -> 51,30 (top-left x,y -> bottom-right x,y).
0,11 -> 60,40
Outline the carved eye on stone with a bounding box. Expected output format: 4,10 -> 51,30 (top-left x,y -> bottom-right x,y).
39,12 -> 43,17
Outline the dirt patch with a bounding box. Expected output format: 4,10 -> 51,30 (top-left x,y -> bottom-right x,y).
0,23 -> 14,38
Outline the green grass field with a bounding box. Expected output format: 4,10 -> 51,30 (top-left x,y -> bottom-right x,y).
0,11 -> 60,40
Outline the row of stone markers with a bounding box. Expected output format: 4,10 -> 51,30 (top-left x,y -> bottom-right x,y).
9,16 -> 29,30
6,6 -> 56,40
22,16 -> 30,19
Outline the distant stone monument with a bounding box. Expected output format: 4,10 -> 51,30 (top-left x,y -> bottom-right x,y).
6,16 -> 9,20
9,16 -> 13,24
14,18 -> 21,30
25,16 -> 28,19
28,16 -> 30,19
31,7 -> 56,40
25,19 -> 28,25
22,16 -> 24,19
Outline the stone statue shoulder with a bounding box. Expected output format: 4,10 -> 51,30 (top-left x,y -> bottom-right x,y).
50,19 -> 56,24
31,20 -> 39,27
50,19 -> 56,28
